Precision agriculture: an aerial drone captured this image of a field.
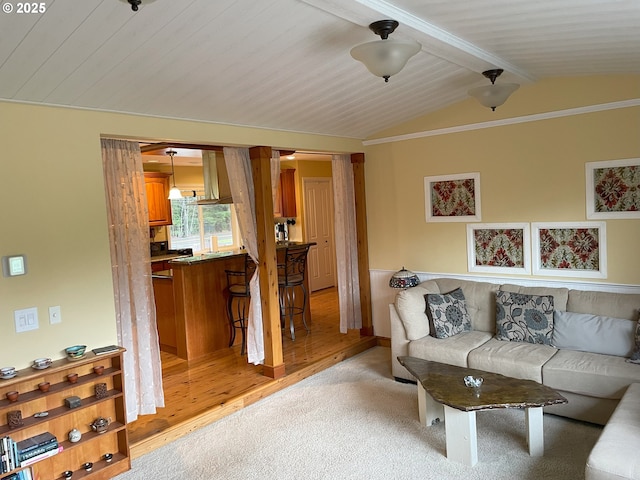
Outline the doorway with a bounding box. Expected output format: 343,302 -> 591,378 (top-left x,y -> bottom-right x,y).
303,177 -> 336,292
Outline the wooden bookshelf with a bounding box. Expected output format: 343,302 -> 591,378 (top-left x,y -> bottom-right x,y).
0,348 -> 130,480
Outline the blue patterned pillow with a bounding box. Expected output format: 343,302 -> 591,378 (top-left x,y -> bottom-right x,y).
496,290 -> 555,345
425,288 -> 472,339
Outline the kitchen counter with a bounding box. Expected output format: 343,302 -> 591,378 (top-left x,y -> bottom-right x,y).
161,242 -> 315,360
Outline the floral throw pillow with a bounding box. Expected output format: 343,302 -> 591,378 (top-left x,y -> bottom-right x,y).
425,288 -> 472,339
627,317 -> 640,364
495,290 -> 555,345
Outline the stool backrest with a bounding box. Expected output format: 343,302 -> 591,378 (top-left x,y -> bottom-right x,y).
226,255 -> 257,290
278,245 -> 310,284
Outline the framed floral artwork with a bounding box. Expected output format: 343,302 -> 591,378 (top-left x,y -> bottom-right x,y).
424,172 -> 481,222
586,158 -> 640,219
467,223 -> 531,274
532,222 -> 607,278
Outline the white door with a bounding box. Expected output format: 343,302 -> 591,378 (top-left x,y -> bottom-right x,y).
303,178 -> 335,291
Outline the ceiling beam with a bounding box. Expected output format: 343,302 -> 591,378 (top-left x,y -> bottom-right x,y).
302,0 -> 536,83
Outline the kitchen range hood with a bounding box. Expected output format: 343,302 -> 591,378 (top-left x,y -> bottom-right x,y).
198,150 -> 233,205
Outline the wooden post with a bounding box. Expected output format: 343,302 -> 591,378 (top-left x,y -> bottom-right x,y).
249,146 -> 285,378
351,153 -> 373,336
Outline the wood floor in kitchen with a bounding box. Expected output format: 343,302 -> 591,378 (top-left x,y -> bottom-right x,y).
128,286 -> 378,458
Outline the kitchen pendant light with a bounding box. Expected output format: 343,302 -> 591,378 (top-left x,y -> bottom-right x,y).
468,69 -> 519,111
350,20 -> 421,83
167,150 -> 182,200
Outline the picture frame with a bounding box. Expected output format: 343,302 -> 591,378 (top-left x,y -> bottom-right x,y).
466,223 -> 531,274
424,172 -> 481,222
586,158 -> 640,219
532,222 -> 607,278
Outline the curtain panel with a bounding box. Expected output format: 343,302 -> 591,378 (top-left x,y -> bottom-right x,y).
101,138 -> 165,422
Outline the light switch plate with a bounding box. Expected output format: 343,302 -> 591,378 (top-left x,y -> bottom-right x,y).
15,307 -> 39,333
49,306 -> 62,324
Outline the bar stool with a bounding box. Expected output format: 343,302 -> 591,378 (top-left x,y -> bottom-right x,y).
224,255 -> 256,355
277,244 -> 311,340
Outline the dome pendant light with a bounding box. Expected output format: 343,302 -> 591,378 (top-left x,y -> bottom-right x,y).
350,20 -> 421,83
468,69 -> 519,111
167,150 -> 182,200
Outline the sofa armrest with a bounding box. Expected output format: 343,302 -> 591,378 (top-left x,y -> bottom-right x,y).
390,303 -> 414,382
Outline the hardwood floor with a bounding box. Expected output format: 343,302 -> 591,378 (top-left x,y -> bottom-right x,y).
128,287 -> 377,458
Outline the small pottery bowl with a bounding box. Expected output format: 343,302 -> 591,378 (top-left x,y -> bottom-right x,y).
6,391 -> 19,402
38,381 -> 51,392
65,345 -> 87,360
83,462 -> 93,472
93,365 -> 104,375
33,357 -> 52,368
104,452 -> 113,463
63,471 -> 73,479
1,367 -> 16,376
67,373 -> 78,384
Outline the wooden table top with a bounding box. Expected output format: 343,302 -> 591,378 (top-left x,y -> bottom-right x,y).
397,356 -> 567,412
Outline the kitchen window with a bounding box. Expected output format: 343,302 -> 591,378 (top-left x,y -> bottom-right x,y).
169,193 -> 240,253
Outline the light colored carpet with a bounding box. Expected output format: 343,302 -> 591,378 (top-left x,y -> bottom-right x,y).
115,347 -> 602,479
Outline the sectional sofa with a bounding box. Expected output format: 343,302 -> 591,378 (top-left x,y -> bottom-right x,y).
390,277 -> 640,426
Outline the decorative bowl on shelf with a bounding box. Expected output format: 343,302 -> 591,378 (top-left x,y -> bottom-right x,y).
6,391 -> 19,402
65,345 -> 87,360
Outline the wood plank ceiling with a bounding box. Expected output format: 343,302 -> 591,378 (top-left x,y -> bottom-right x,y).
0,0 -> 638,139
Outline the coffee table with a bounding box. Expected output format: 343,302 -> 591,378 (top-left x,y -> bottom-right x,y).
397,356 -> 567,466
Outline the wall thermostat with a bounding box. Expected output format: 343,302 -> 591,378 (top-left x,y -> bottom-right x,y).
2,255 -> 27,277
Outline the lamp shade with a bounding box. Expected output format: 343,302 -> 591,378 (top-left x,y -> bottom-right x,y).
389,267 -> 420,289
168,186 -> 182,200
468,83 -> 519,111
350,38 -> 421,81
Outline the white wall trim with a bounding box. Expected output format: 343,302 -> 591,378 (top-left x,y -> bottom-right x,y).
373,269 -> 640,294
363,99 -> 640,146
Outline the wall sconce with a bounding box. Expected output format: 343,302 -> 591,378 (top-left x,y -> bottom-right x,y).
389,267 -> 420,289
350,20 -> 421,83
468,69 -> 519,111
167,150 -> 182,200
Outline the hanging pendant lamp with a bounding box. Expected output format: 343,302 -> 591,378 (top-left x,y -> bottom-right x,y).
120,0 -> 156,12
167,150 -> 182,200
350,20 -> 421,83
468,69 -> 519,111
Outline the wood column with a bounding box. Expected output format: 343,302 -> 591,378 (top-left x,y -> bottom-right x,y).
250,146 -> 285,378
351,153 -> 373,336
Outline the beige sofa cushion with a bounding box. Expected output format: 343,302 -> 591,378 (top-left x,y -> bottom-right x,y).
501,283 -> 569,311
468,337 -> 557,382
543,349 -> 640,400
432,278 -> 499,333
585,383 -> 640,480
394,280 -> 440,340
408,331 -> 492,368
568,289 -> 640,321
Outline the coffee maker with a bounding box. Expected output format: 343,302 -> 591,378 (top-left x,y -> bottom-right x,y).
275,222 -> 288,242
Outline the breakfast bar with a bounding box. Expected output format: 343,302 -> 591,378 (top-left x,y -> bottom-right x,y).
154,242 -> 314,361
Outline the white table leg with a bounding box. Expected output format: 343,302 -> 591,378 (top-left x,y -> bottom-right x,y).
444,406 -> 478,466
418,382 -> 444,427
525,406 -> 544,456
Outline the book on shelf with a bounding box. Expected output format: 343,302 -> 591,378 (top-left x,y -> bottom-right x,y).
1,469 -> 32,480
20,446 -> 63,468
15,433 -> 56,456
18,441 -> 59,463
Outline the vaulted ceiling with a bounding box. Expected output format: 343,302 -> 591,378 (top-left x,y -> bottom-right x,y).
1,0 -> 638,139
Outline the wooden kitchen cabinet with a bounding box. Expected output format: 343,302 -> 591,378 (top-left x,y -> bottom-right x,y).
153,276 -> 177,354
144,172 -> 172,226
0,348 -> 130,480
274,169 -> 296,218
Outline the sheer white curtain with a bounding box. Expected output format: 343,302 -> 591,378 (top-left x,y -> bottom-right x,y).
223,147 -> 280,364
332,154 -> 363,333
101,138 -> 165,422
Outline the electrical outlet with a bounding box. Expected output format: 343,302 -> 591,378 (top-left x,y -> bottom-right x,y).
49,305 -> 62,324
15,307 -> 39,333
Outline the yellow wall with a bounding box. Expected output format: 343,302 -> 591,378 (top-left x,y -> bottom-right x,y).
364,75 -> 640,285
0,102 -> 360,369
